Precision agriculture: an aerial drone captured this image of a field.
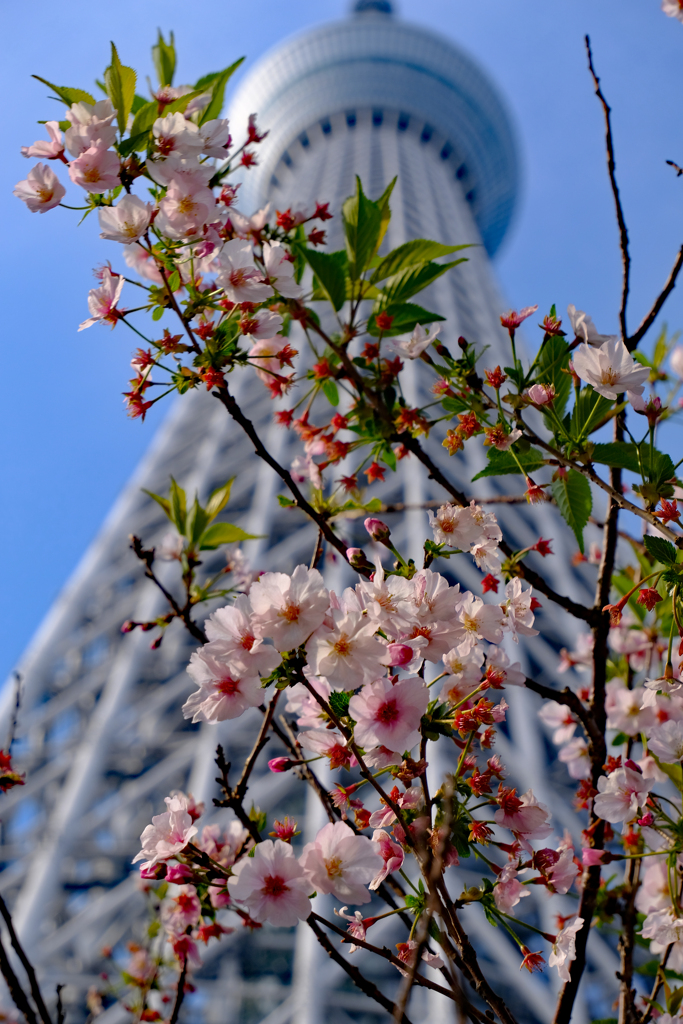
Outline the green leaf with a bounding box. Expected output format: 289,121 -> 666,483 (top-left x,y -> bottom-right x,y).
151,306 -> 165,321
375,176 -> 396,251
321,379 -> 339,406
204,478 -> 234,521
371,239 -> 471,284
302,249 -> 347,311
277,495 -> 296,508
142,488 -> 172,519
643,535 -> 678,566
471,446 -> 546,481
591,443 -> 643,475
570,389 -> 613,440
152,30 -> 176,88
329,691 -> 352,717
534,335 -> 571,416
377,259 -> 466,306
198,58 -> 245,125
199,523 -> 261,549
129,99 -> 158,139
651,751 -> 683,792
186,496 -> 210,545
551,469 -> 592,552
117,131 -> 152,157
169,477 -> 187,535
104,42 -> 137,136
167,270 -> 181,292
342,177 -> 383,279
366,302 -> 445,337
31,75 -> 96,106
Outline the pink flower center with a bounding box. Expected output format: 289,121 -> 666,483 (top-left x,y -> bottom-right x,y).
36,186 -> 54,202
325,856 -> 344,879
279,603 -> 301,623
217,676 -> 241,696
178,196 -> 198,215
83,166 -> 103,184
261,874 -> 289,898
333,635 -> 352,656
229,268 -> 248,287
240,633 -> 256,650
375,698 -> 400,725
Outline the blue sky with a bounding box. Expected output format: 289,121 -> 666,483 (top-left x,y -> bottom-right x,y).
1,0 -> 682,683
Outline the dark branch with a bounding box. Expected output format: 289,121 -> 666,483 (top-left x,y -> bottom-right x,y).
627,245 -> 683,351
168,955 -> 188,1024
0,933 -> 39,1024
0,894 -> 53,1024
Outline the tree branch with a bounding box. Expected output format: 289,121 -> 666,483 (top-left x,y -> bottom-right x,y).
168,955 -> 187,1024
0,894 -> 53,1024
627,246 -> 683,351
522,677 -> 602,749
0,933 -> 40,1024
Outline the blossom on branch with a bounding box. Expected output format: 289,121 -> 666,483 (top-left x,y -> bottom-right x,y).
78,269 -> 124,330
98,195 -> 153,243
572,336 -> 649,401
349,676 -> 429,752
183,644 -> 265,722
133,792 -> 198,872
300,821 -> 382,903
14,162 -> 65,212
250,565 -> 329,651
228,839 -> 311,926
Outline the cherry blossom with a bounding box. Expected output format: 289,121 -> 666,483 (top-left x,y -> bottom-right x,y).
349,676 -> 429,752
368,785 -> 424,828
78,269 -> 124,331
133,792 -> 198,872
297,729 -> 357,770
503,578 -> 538,641
567,304 -> 618,347
385,323 -> 440,359
241,309 -> 284,340
98,195 -> 153,244
548,917 -> 584,983
183,645 -> 264,722
427,503 -> 481,549
300,821 -> 382,903
484,647 -> 525,687
605,679 -> 654,735
228,839 -> 311,926
306,609 -> 385,686
284,673 -> 331,728
216,239 -> 274,303
456,593 -> 505,649
250,565 -> 329,651
394,941 -> 444,977
647,720 -> 683,763
156,531 -> 184,561
369,829 -> 404,889
161,885 -> 201,935
493,862 -> 530,913
151,112 -> 203,158
263,241 -> 302,298
572,336 -> 649,401
558,737 -> 590,779
204,595 -> 282,676
249,336 -> 297,389
593,765 -> 653,824
355,561 -> 413,633
198,118 -> 232,158
155,170 -> 215,240
494,788 -> 553,849
13,162 -> 65,212
539,838 -> 579,893
662,0 -> 683,23
21,121 -> 64,160
64,99 -> 117,157
68,145 -> 121,193
123,243 -> 164,283
197,821 -> 248,868
636,860 -> 673,915
670,344 -> 683,378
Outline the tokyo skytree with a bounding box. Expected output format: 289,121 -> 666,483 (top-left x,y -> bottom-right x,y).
0,3 -> 616,1022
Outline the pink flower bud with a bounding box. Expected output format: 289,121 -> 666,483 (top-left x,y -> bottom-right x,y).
527,383 -> 555,405
581,848 -> 615,866
637,812 -> 654,827
364,517 -> 391,542
268,757 -> 293,773
347,547 -> 369,568
624,759 -> 642,774
165,862 -> 193,883
384,643 -> 414,667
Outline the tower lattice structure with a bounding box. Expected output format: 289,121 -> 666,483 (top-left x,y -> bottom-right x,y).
0,4 -> 617,1022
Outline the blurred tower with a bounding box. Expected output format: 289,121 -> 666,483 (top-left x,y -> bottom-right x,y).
0,3 -> 614,1023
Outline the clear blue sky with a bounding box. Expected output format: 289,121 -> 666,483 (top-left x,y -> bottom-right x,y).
1,0 -> 682,683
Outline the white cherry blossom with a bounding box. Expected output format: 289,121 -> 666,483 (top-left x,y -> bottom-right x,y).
300,821 -> 382,904
306,609 -> 384,686
548,917 -> 584,983
572,336 -> 649,401
250,565 -> 329,651
98,194 -> 153,243
593,766 -> 653,824
78,269 -> 124,331
228,839 -> 311,926
14,162 -> 66,213
385,323 -> 440,359
21,121 -> 64,160
567,304 -> 617,346
216,239 -> 274,303
133,793 -> 198,872
263,241 -> 302,298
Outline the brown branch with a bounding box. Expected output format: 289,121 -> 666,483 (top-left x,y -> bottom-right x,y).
0,933 -> 40,1024
212,384 -> 371,576
627,246 -> 683,351
130,536 -> 207,644
306,914 -> 415,1024
522,677 -> 602,749
168,955 -> 187,1024
55,986 -> 64,1024
233,692 -> 281,805
0,894 -> 52,1024
617,858 -> 641,1024
642,944 -> 673,1024
586,35 -> 630,341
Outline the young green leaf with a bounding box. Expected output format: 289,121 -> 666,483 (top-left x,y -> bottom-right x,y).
104,42 -> 137,136
377,258 -> 466,306
551,469 -> 592,553
141,488 -> 172,519
471,447 -> 545,481
643,535 -> 678,566
366,303 -> 445,337
342,177 -> 382,279
321,379 -> 340,406
534,336 -> 571,416
204,478 -> 235,521
375,176 -> 397,250
129,99 -> 158,139
277,495 -> 297,508
329,690 -> 352,717
152,30 -> 176,88
31,76 -> 96,107
198,523 -> 262,549
169,477 -> 187,535
302,249 -> 347,311
117,131 -> 153,158
198,58 -> 245,125
370,239 -> 471,284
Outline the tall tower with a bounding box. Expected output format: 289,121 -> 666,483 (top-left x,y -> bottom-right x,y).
0,4 -> 609,1023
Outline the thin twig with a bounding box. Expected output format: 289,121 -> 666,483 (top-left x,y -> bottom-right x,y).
642,943 -> 673,1024
627,246 -> 683,351
6,674 -> 22,753
0,933 -> 39,1024
168,956 -> 187,1024
0,894 -> 53,1024
586,35 -> 630,341
522,678 -> 602,749
55,986 -> 65,1024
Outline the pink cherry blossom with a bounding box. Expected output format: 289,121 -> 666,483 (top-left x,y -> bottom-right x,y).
385,323 -> 441,359
503,578 -> 538,641
64,99 -> 117,157
161,884 -> 201,935
427,503 -> 481,549
606,679 -> 654,735
133,792 -> 198,872
197,821 -> 249,868
198,118 -> 232,158
263,241 -> 302,298
395,940 -> 444,976
642,907 -> 683,946
548,917 -> 584,982
69,144 -> 121,193
306,609 -> 385,686
636,861 -> 672,915
98,194 -> 153,244
156,174 -> 215,240
663,0 -> 683,22
152,112 -> 202,158
183,644 -> 264,722
484,647 -> 525,687
648,720 -> 683,763
300,821 -> 382,904
249,336 -> 296,389
494,862 -> 530,913
14,162 -> 66,213
368,785 -> 424,829
349,676 -> 429,752
21,121 -> 64,160
78,269 -> 124,331
527,383 -> 555,405
228,203 -> 272,238
355,561 -> 414,633
362,745 -> 403,768
228,839 -> 311,926
457,593 -> 505,649
297,728 -> 357,769
593,766 -> 653,824
558,737 -> 590,780
538,703 -> 578,745
335,906 -> 369,952
249,565 -> 329,651
538,838 -> 579,894
241,309 -> 284,340
557,632 -> 594,673
369,829 -> 404,889
217,239 -> 274,303
204,595 -> 282,676
284,673 -> 331,728
494,789 -> 553,849
123,243 -> 164,283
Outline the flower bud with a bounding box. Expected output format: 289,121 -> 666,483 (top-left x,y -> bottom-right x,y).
364,517 -> 391,542
346,547 -> 370,569
268,757 -> 293,773
165,862 -> 193,883
383,643 -> 414,667
637,812 -> 654,827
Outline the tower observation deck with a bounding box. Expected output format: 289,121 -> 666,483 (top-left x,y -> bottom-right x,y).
0,4 -> 613,1024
